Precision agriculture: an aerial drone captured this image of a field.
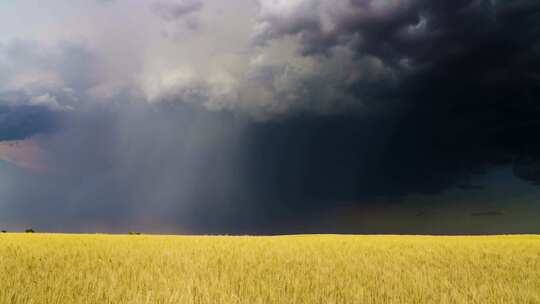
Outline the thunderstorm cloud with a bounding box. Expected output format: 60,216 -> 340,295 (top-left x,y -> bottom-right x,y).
0,0 -> 539,234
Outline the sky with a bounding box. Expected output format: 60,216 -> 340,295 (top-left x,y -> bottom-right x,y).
0,0 -> 539,234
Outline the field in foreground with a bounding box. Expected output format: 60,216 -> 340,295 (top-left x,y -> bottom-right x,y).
0,234 -> 539,304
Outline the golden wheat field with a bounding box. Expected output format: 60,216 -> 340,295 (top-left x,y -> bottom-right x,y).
0,234 -> 539,304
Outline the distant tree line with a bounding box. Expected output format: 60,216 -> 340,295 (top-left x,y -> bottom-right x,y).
0,229 -> 35,233
0,229 -> 144,234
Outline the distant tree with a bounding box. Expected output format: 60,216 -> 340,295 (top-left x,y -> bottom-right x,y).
1,230 -> 6,233
128,231 -> 141,235
25,229 -> 35,233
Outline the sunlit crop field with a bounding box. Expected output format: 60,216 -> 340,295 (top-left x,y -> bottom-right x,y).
0,234 -> 539,304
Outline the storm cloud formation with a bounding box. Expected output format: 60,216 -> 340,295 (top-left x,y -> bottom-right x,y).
0,0 -> 539,234
0,105 -> 58,141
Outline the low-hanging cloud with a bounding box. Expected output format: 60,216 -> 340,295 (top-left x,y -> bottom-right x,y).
0,105 -> 59,141
0,0 -> 539,234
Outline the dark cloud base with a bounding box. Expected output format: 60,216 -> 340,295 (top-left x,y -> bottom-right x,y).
1,102 -> 539,235
1,0 -> 540,234
0,105 -> 59,141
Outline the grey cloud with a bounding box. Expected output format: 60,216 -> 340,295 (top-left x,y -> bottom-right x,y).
253,0 -> 507,65
0,105 -> 59,141
234,54 -> 395,117
0,40 -> 101,108
152,0 -> 204,21
1,0 -> 540,234
0,102 -> 255,233
252,0 -> 321,47
54,42 -> 101,92
0,40 -> 104,142
250,0 -> 540,185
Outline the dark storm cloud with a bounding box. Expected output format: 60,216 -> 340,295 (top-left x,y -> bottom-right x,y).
144,0 -> 540,232
255,0 -> 532,62
0,105 -> 59,141
253,0 -> 540,185
2,0 -> 540,234
0,40 -> 97,141
0,102 -> 256,233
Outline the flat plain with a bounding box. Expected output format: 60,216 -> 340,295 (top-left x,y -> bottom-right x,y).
0,234 -> 539,303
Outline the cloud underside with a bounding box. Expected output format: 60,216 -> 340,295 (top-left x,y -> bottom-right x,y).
0,0 -> 539,232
